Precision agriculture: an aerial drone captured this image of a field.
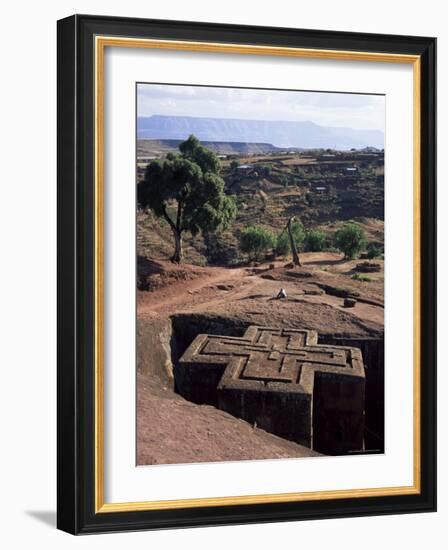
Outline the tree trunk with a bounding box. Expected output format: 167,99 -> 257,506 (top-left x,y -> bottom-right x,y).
287,217 -> 301,266
171,230 -> 183,263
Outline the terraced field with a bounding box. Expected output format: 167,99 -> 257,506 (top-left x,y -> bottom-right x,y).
137,143 -> 384,267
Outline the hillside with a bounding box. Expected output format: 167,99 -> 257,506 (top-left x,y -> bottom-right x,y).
137,148 -> 384,268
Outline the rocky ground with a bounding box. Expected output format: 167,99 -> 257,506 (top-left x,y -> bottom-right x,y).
137,373 -> 320,465
136,251 -> 384,465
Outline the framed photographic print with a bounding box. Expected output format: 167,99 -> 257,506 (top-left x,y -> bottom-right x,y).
57,14 -> 436,534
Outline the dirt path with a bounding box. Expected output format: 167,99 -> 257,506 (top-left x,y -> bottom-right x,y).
138,266 -> 249,316
138,257 -> 384,329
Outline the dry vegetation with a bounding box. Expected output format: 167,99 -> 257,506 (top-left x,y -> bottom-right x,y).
137,144 -> 384,268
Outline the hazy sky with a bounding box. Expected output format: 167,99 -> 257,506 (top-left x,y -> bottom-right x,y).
137,83 -> 385,132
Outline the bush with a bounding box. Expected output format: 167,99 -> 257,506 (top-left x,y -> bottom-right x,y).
260,164 -> 272,176
275,221 -> 305,257
305,229 -> 327,252
335,223 -> 365,259
351,273 -> 372,282
275,232 -> 290,256
203,232 -> 238,266
366,241 -> 382,259
239,225 -> 277,261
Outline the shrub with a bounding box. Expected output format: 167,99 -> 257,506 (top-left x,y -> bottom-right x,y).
275,232 -> 290,256
260,164 -> 272,176
366,241 -> 382,259
239,225 -> 277,261
305,229 -> 327,252
335,223 -> 365,259
203,232 -> 238,266
351,273 -> 372,282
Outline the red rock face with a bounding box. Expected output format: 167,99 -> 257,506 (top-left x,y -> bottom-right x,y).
137,372 -> 321,466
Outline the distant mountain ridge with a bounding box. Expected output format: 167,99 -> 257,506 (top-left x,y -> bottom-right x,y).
137,115 -> 384,150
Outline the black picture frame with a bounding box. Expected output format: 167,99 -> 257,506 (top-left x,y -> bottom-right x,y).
57,14 -> 436,534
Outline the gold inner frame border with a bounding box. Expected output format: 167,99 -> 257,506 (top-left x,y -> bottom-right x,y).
94,36 -> 421,513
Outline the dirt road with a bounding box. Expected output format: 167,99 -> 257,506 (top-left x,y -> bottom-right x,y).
137,253 -> 384,329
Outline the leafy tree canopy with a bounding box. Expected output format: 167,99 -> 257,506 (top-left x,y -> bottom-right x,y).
138,135 -> 236,262
305,229 -> 327,252
239,225 -> 276,261
335,222 -> 365,259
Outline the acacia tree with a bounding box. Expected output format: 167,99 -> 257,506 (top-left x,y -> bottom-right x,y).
138,135 -> 236,263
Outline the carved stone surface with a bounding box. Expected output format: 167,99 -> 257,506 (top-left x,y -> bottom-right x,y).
177,326 -> 365,455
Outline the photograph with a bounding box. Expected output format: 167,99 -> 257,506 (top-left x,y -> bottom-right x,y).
53,11 -> 436,536
0,1 -> 441,543
136,83 -> 385,466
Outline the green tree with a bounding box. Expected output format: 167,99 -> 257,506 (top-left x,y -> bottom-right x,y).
138,135 -> 236,263
335,222 -> 365,259
260,164 -> 272,177
230,159 -> 240,170
275,232 -> 290,256
305,229 -> 327,252
275,220 -> 305,260
239,226 -> 276,262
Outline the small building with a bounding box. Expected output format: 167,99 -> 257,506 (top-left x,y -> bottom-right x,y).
137,155 -> 156,162
136,155 -> 157,168
237,164 -> 254,172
